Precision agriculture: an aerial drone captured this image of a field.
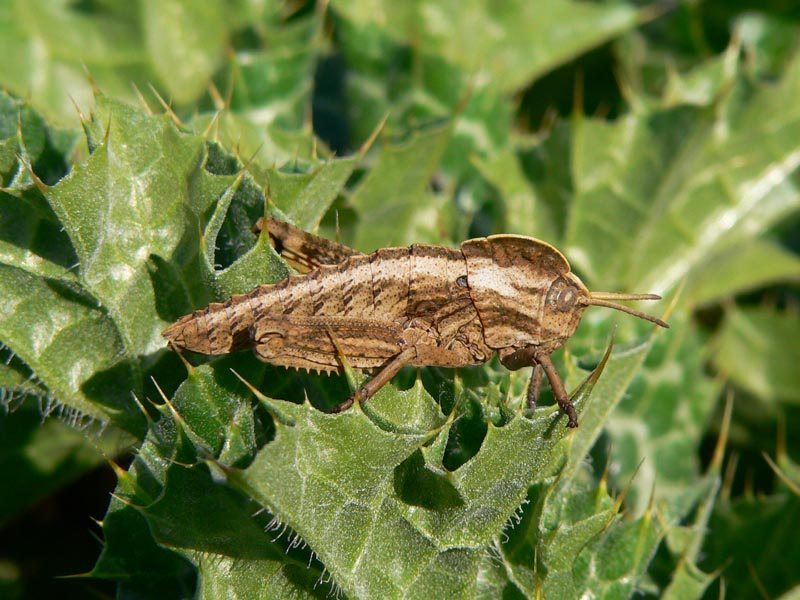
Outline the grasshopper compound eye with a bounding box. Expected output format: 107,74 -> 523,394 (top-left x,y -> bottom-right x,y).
545,277 -> 581,312
556,285 -> 578,311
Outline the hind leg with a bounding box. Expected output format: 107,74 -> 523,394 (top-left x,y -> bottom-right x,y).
331,347 -> 418,412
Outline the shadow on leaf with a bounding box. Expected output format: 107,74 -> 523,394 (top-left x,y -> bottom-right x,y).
394,450 -> 464,509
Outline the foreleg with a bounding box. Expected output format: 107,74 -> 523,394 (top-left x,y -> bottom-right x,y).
535,353 -> 578,428
526,363 -> 543,411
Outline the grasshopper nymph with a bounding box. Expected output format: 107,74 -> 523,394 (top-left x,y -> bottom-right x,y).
164,218 -> 668,427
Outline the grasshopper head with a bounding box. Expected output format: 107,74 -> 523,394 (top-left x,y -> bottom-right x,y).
461,234 -> 667,354
538,273 -> 669,353
536,273 -> 592,353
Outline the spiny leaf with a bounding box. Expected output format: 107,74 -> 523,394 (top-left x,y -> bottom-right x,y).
225,361 -> 620,599
262,155 -> 361,232
214,231 -> 290,298
143,463 -> 278,558
602,312 -> 719,520
0,189 -> 77,279
661,477 -> 721,600
0,92 -> 78,278
0,264 -> 142,431
576,505 -> 663,599
91,362 -> 264,591
331,0 -> 640,95
564,48 -> 800,293
44,96 -> 221,361
189,550 -> 327,600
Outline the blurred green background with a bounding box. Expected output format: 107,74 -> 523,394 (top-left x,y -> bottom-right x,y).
1,0 -> 799,599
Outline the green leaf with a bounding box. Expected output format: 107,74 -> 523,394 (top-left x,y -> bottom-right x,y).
603,312 -> 719,520
562,331 -> 652,479
141,0 -> 227,105
475,143 -> 564,242
333,13 -> 514,175
577,507 -> 663,599
214,231 -> 289,298
0,91 -> 47,183
349,121 -> 454,250
264,155 -> 360,232
217,13 -> 321,130
216,348 -> 633,599
229,383 -> 580,599
168,361 -> 265,466
703,491 -> 800,600
735,12 -> 800,79
189,550 -> 327,600
192,111 -> 319,168
0,399 -> 130,525
95,362 -> 324,599
144,463 -> 277,557
712,306 -> 800,405
564,49 -> 800,293
93,358 -> 268,581
92,497 -> 194,594
490,334 -> 665,599
661,559 -> 718,600
44,96 -> 218,361
331,0 -> 641,177
0,0 -> 146,126
777,586 -> 800,600
0,189 -> 77,279
0,351 -> 49,408
660,451 -> 724,600
330,0 -> 640,93
0,264 -> 141,430
186,8 -> 324,167
684,239 -> 800,307
661,42 -> 740,107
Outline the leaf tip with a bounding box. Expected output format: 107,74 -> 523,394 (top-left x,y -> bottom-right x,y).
130,83 -> 154,115
81,62 -> 101,96
709,390 -> 734,473
177,345 -> 196,375
147,83 -> 183,129
230,368 -> 296,425
16,153 -> 49,192
202,110 -> 222,140
105,456 -> 130,482
67,94 -> 89,127
359,113 -> 390,157
207,80 -> 225,111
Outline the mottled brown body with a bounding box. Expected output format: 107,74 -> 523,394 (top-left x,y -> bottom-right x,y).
164,218 -> 667,427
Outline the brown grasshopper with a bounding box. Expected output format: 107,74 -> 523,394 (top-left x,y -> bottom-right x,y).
163,218 -> 668,427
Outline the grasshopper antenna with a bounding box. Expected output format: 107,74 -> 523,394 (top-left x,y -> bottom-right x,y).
586,292 -> 669,328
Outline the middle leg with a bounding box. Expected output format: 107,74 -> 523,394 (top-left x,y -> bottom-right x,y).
331,346 -> 418,413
